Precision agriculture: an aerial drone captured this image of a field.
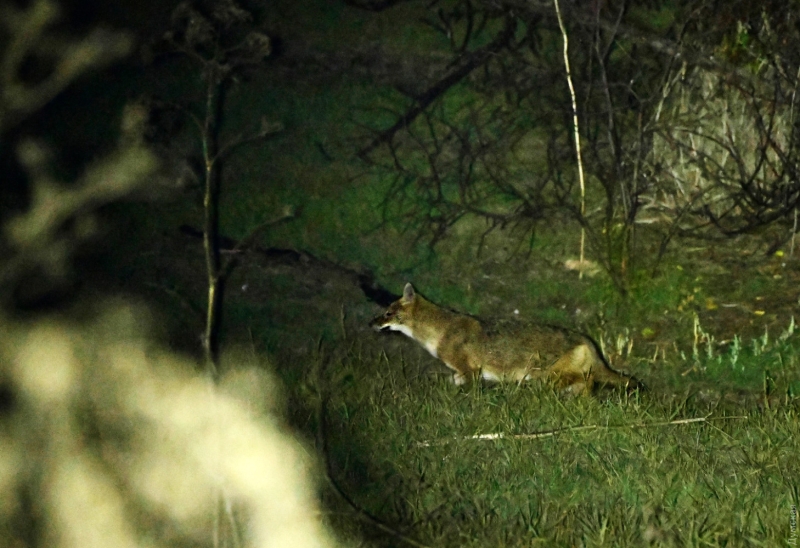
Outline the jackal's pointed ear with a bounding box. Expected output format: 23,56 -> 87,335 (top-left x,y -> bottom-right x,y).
402,283 -> 415,303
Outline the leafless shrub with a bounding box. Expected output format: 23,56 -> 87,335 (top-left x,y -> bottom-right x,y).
352,0 -> 800,289
651,66 -> 800,237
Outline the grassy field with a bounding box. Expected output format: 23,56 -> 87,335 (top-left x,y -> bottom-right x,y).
75,188 -> 800,547
315,335 -> 800,547
106,149 -> 800,546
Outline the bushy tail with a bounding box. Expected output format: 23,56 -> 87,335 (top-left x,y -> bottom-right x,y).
594,365 -> 645,392
585,340 -> 645,392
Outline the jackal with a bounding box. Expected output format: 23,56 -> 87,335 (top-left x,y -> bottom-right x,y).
370,283 -> 641,394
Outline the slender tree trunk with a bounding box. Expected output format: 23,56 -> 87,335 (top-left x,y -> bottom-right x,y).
554,0 -> 587,278
202,70 -> 222,379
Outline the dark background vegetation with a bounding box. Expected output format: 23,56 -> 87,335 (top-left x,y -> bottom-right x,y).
2,0 -> 800,546
12,0 -> 799,381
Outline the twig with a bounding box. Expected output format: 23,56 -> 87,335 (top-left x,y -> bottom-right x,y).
215,119 -> 283,162
143,282 -> 203,317
416,415 -> 748,447
554,0 -> 587,278
219,208 -> 296,279
357,15 -> 516,158
201,69 -> 222,380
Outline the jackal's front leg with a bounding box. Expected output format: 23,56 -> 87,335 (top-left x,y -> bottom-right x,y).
452,372 -> 469,385
440,350 -> 477,386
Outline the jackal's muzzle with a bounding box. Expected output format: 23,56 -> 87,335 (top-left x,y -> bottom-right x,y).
369,316 -> 390,331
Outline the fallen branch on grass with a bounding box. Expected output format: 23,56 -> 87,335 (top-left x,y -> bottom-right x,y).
416,415 -> 748,448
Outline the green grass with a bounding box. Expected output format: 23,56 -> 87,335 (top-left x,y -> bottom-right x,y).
682,315 -> 800,392
316,340 -> 800,547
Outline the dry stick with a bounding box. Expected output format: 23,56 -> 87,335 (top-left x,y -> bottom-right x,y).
201,67 -> 222,381
554,0 -> 587,278
195,66 -> 228,548
181,23 -> 278,548
197,63 -> 250,548
416,415 -> 747,448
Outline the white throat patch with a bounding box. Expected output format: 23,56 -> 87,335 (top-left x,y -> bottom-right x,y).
421,339 -> 439,358
387,324 -> 439,358
387,324 -> 414,339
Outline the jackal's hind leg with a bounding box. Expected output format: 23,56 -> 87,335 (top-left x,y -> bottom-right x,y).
546,344 -> 596,394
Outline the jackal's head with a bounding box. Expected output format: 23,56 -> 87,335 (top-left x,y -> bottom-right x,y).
369,283 -> 416,335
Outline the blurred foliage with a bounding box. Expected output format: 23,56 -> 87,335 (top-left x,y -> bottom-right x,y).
0,0 -> 157,308
0,2 -> 341,547
0,304 -> 338,548
0,0 -> 132,131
